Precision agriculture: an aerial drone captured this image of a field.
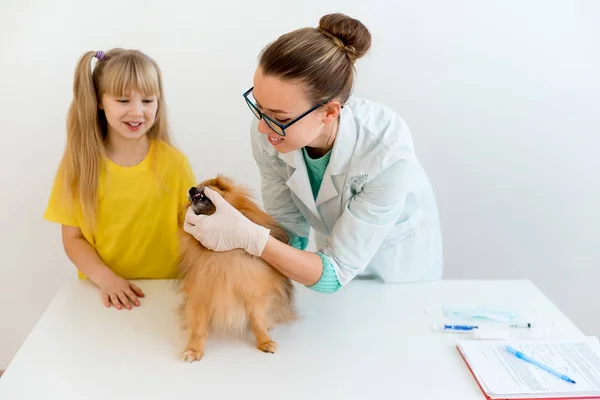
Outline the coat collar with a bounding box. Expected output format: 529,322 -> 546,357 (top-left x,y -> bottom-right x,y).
276,106 -> 357,220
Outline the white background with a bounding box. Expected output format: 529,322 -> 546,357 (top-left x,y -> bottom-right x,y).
0,0 -> 598,370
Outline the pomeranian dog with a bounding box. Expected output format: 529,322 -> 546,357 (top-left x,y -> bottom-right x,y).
177,175 -> 297,362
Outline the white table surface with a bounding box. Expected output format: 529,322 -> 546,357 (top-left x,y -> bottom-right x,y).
0,278 -> 585,399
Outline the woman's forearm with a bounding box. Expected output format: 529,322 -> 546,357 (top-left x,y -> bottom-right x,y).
260,235 -> 323,286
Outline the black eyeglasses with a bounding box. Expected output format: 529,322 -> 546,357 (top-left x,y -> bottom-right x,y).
243,87 -> 329,137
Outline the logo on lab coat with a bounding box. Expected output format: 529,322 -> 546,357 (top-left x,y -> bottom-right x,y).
344,174 -> 368,192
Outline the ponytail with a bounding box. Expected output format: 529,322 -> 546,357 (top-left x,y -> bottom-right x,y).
61,50 -> 106,231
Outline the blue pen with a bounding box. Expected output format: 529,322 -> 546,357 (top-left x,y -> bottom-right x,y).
505,346 -> 576,384
434,324 -> 479,331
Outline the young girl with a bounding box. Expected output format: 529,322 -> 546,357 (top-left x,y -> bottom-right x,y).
44,48 -> 196,310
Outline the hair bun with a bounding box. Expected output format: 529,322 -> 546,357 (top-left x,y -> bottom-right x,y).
318,13 -> 371,62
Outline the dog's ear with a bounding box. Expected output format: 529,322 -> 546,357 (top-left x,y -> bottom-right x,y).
214,175 -> 235,192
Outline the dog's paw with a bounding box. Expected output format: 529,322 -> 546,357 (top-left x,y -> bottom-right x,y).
258,340 -> 278,354
181,349 -> 204,362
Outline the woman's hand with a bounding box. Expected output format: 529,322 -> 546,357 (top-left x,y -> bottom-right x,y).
95,269 -> 145,310
183,187 -> 270,256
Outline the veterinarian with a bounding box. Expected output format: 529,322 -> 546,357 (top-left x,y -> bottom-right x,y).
184,13 -> 443,293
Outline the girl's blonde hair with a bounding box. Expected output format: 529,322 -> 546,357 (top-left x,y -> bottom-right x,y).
58,48 -> 172,231
259,13 -> 371,105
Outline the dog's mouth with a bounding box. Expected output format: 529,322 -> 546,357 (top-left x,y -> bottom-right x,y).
191,191 -> 205,202
188,186 -> 217,216
188,186 -> 207,203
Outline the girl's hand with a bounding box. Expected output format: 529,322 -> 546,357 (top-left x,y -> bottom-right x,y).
95,270 -> 145,310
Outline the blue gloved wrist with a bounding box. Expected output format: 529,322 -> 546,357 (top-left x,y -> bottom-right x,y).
307,252 -> 342,293
288,231 -> 309,250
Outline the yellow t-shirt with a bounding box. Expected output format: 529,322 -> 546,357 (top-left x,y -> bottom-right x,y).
44,139 -> 196,280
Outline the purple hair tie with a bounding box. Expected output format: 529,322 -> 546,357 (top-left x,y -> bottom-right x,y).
95,51 -> 106,60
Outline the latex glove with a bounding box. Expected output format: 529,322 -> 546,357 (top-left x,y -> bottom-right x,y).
183,187 -> 270,256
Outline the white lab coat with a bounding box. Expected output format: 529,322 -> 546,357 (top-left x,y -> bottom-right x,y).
250,97 -> 443,286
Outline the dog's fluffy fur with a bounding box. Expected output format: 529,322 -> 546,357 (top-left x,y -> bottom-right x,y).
177,175 -> 297,362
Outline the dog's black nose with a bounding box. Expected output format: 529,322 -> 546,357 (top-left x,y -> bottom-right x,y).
189,187 -> 199,197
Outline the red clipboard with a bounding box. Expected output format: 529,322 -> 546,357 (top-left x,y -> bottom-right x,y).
456,345 -> 600,400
